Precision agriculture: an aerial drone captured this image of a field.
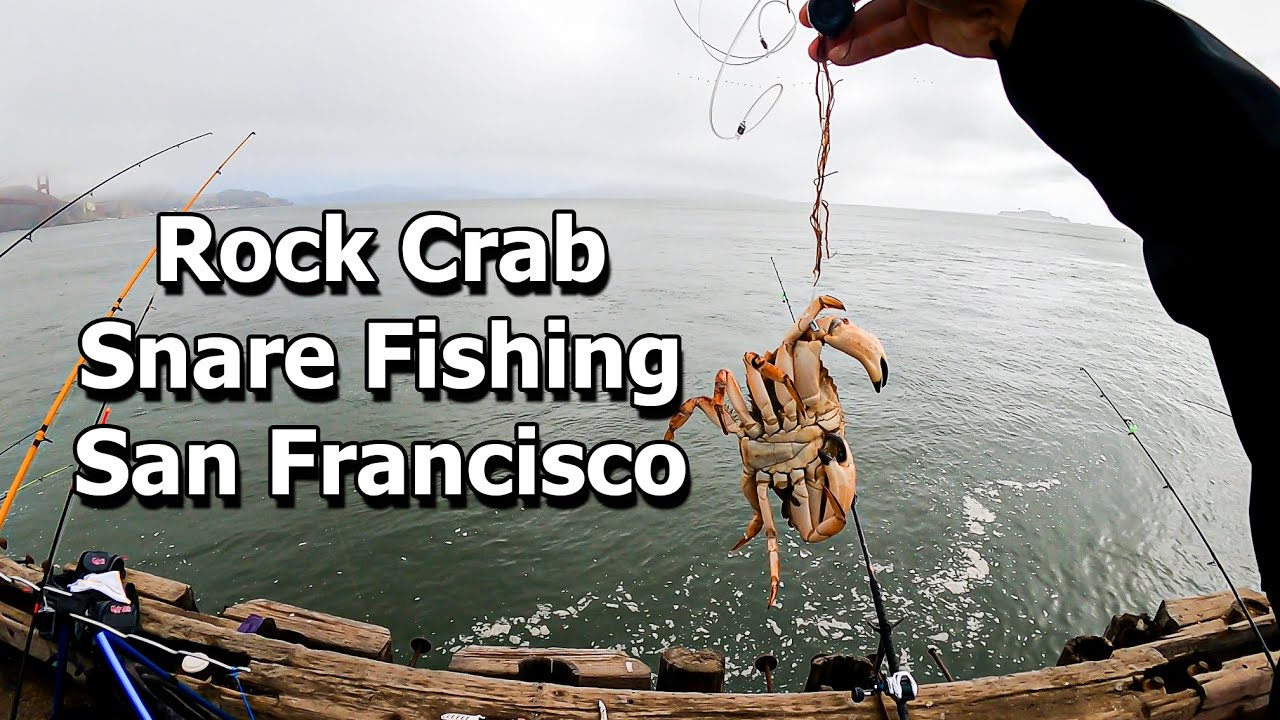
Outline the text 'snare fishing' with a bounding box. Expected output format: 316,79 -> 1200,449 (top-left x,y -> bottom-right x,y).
77,316 -> 681,409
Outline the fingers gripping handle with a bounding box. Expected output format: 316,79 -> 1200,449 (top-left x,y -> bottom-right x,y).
808,0 -> 854,38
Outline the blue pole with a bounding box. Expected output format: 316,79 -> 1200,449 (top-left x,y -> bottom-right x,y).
99,633 -> 236,720
50,623 -> 70,718
93,632 -> 154,720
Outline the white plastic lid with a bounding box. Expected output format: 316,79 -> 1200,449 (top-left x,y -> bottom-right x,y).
181,654 -> 211,674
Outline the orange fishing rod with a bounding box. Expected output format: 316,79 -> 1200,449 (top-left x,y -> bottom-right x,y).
0,132 -> 256,532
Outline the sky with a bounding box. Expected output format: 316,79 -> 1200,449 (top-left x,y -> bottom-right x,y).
3,1 -> 1278,226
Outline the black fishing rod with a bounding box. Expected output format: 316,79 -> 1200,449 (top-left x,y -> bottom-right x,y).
769,256 -> 796,322
1183,398 -> 1232,418
1081,367 -> 1276,672
5,292 -> 157,720
849,497 -> 917,719
0,132 -> 211,262
0,430 -> 37,459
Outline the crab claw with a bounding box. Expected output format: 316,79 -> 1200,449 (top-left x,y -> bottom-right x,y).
817,317 -> 889,393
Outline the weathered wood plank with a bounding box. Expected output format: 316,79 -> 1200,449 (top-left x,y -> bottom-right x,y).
1194,652 -> 1274,715
449,646 -> 651,690
1154,589 -> 1271,634
4,557 -> 1275,720
221,599 -> 392,662
0,602 -> 58,665
1143,614 -> 1277,662
8,589 -> 1192,720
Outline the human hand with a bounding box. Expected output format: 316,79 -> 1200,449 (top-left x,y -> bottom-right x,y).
799,0 -> 1025,66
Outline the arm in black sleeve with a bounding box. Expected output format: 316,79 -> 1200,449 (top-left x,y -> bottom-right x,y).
994,0 -> 1279,336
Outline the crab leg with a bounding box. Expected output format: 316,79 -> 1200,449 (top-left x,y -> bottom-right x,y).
665,369 -> 735,441
723,370 -> 762,439
756,478 -> 783,608
730,470 -> 765,553
743,352 -> 806,431
664,395 -> 739,441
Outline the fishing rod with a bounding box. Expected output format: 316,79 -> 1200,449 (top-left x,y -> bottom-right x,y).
770,256 -> 795,321
6,403 -> 115,720
0,132 -> 212,262
0,430 -> 38,460
1080,367 -> 1276,672
849,497 -> 917,719
0,131 -> 255,534
7,292 -> 157,720
1182,398 -> 1232,418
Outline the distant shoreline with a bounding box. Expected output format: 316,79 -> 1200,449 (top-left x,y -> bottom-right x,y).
998,209 -> 1071,223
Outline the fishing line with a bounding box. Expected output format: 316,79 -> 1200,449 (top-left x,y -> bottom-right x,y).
0,465 -> 73,504
0,131 -> 255,534
0,132 -> 211,263
6,293 -> 157,720
810,40 -> 840,282
1080,367 -> 1276,672
673,0 -> 797,139
1183,398 -> 1232,418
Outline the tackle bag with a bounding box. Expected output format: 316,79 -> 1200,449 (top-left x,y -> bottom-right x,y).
35,549 -> 140,642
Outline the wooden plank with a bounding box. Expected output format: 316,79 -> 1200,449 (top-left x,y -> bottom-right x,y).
1193,652 -> 1274,716
221,599 -> 392,662
1153,589 -> 1270,634
449,646 -> 651,690
4,559 -> 1276,720
1143,614 -> 1277,663
0,603 -> 58,665
6,589 -> 1187,720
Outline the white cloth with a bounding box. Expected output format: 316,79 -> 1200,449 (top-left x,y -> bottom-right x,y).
68,570 -> 130,605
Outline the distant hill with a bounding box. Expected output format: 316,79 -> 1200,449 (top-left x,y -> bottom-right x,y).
0,185 -> 290,233
0,185 -> 90,233
999,209 -> 1071,223
290,185 -> 503,206
288,183 -> 782,207
543,183 -> 778,203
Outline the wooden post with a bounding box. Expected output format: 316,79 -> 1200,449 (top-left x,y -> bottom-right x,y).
1056,636 -> 1113,666
1104,613 -> 1158,649
803,654 -> 876,692
656,647 -> 725,692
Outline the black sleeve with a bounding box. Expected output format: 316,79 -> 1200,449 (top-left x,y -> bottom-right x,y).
994,0 -> 1278,336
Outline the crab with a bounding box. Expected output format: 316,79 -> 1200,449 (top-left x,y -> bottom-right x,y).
664,296 -> 888,607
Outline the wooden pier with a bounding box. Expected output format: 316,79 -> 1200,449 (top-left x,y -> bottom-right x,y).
1,554 -> 1274,719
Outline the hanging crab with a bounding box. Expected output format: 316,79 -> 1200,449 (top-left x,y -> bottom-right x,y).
664,296 -> 888,607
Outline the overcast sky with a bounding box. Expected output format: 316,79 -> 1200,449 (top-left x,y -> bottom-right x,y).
4,1 -> 1277,226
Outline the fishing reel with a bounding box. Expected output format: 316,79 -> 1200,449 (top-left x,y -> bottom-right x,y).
851,669 -> 918,704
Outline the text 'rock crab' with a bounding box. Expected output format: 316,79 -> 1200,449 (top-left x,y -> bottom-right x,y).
665,296 -> 888,607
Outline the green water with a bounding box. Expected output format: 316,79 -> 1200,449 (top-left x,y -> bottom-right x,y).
0,200 -> 1255,690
